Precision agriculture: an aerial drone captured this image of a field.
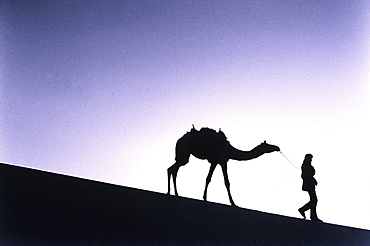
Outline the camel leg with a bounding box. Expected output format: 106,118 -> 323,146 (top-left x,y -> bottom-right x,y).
203,163 -> 217,202
167,166 -> 172,195
167,163 -> 180,196
221,163 -> 235,206
172,168 -> 179,196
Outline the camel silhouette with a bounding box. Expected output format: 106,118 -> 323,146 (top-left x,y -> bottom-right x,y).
167,126 -> 280,206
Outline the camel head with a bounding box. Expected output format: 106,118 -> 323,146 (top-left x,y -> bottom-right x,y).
256,141 -> 280,153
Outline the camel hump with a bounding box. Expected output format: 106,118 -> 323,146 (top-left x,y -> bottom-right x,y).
178,127 -> 228,144
199,127 -> 215,133
199,127 -> 228,142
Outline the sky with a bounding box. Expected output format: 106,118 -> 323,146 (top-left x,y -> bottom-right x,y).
1,1 -> 370,230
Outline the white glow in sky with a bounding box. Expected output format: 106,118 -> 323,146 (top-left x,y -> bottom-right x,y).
2,1 -> 370,230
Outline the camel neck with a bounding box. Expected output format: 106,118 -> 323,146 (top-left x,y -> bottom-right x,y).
228,145 -> 265,161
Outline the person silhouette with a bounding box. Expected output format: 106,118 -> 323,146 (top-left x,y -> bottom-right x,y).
298,154 -> 322,222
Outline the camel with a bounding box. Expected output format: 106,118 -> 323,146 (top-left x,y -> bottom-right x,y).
167,126 -> 280,206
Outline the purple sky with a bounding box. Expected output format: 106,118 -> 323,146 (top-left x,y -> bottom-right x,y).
2,1 -> 370,229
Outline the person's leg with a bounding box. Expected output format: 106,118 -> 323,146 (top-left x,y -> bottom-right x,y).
298,191 -> 312,219
308,189 -> 321,221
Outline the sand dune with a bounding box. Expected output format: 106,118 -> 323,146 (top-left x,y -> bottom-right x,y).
0,163 -> 369,245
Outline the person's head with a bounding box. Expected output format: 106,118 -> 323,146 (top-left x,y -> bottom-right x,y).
304,153 -> 313,163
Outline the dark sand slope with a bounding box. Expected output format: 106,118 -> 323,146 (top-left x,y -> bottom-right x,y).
0,163 -> 369,245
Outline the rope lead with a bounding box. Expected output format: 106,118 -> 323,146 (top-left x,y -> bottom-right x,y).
279,151 -> 300,171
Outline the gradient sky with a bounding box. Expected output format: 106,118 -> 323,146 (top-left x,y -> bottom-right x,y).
2,1 -> 370,230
